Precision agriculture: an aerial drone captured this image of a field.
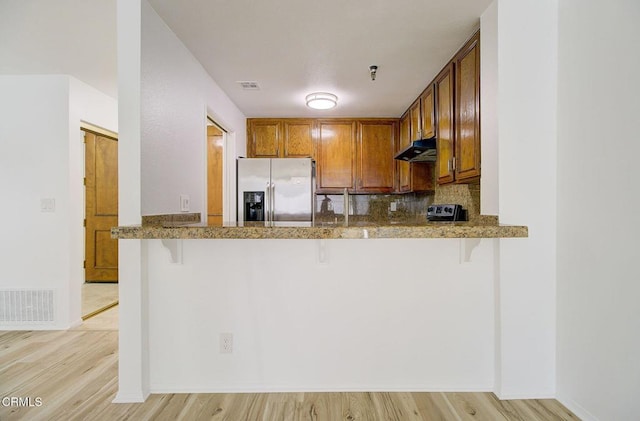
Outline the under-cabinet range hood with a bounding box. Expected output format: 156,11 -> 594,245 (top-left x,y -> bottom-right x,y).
393,137 -> 437,162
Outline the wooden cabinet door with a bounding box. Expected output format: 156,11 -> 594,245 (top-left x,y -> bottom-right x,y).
283,119 -> 315,158
84,130 -> 118,282
357,120 -> 396,193
409,99 -> 421,141
421,85 -> 435,139
455,32 -> 481,182
397,113 -> 411,192
435,63 -> 455,184
248,119 -> 281,157
317,120 -> 356,192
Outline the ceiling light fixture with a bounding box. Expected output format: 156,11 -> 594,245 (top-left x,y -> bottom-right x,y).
305,92 -> 337,110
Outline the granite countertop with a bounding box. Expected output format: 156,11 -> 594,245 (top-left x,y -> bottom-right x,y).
111,219 -> 528,240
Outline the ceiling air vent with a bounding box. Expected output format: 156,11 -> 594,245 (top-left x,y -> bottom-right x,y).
237,81 -> 260,90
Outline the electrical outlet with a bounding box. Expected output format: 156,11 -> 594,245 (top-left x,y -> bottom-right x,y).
220,332 -> 233,354
180,194 -> 190,212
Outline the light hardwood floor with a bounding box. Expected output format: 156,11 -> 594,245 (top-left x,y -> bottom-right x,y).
0,319 -> 579,420
81,282 -> 118,320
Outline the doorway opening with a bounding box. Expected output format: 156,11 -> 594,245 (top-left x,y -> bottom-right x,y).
82,125 -> 119,323
207,118 -> 226,226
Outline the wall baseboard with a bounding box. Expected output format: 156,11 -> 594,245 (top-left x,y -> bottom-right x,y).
556,393 -> 600,421
113,390 -> 150,404
149,384 -> 494,395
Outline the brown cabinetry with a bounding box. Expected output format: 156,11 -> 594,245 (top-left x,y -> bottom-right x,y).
434,31 -> 481,185
421,85 -> 435,139
400,30 -> 481,186
357,120 -> 396,193
247,118 -> 314,158
397,112 -> 411,192
316,120 -> 356,192
454,32 -> 481,182
316,119 -> 397,193
435,63 -> 455,184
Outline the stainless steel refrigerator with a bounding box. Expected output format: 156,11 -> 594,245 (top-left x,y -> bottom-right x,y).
237,158 -> 315,227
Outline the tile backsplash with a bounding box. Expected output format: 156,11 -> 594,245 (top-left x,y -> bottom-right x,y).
315,192 -> 433,224
314,182 -> 496,225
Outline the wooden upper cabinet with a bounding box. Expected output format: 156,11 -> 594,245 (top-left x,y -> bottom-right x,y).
247,119 -> 281,158
283,119 -> 315,158
357,120 -> 396,193
316,120 -> 356,192
247,118 -> 315,158
435,63 -> 455,184
397,112 -> 411,192
420,85 -> 435,139
454,31 -> 481,182
409,99 -> 421,141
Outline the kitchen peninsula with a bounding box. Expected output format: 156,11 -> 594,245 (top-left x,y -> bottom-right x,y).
114,182 -> 528,240
112,220 -> 527,240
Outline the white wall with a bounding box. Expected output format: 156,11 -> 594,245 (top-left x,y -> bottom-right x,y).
116,0 -> 147,403
480,1 -> 499,216
0,0 -> 117,98
115,0 -> 247,400
494,0 -> 558,398
0,75 -> 116,329
556,1 -> 640,420
147,238 -> 496,392
141,0 -> 245,218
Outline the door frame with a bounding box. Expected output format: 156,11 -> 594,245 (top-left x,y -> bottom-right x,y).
204,113 -> 236,225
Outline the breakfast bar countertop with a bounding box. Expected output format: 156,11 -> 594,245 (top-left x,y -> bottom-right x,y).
111,220 -> 528,240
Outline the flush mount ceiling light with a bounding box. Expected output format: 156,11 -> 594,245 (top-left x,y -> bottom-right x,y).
305,92 -> 338,110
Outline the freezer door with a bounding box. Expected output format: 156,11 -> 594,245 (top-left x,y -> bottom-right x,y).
237,158 -> 271,226
270,158 -> 313,226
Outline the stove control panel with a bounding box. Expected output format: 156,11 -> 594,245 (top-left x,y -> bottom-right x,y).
427,204 -> 467,222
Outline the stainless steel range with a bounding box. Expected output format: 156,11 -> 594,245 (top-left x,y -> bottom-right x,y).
427,204 -> 467,222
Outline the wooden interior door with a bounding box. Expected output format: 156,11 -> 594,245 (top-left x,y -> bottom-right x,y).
207,124 -> 224,226
84,130 -> 118,282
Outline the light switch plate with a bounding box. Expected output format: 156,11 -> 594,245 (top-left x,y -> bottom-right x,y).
40,198 -> 55,212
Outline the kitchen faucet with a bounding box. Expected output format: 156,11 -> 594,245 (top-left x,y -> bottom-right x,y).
343,188 -> 349,226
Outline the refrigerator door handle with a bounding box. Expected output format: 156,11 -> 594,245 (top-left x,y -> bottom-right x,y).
265,181 -> 271,226
270,182 -> 276,226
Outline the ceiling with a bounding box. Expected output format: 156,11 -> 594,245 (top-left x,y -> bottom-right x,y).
0,0 -> 491,119
147,0 -> 491,118
0,0 -> 117,98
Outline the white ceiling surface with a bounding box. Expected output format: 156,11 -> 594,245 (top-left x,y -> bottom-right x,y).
0,0 -> 117,99
148,0 -> 491,118
0,0 -> 490,117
